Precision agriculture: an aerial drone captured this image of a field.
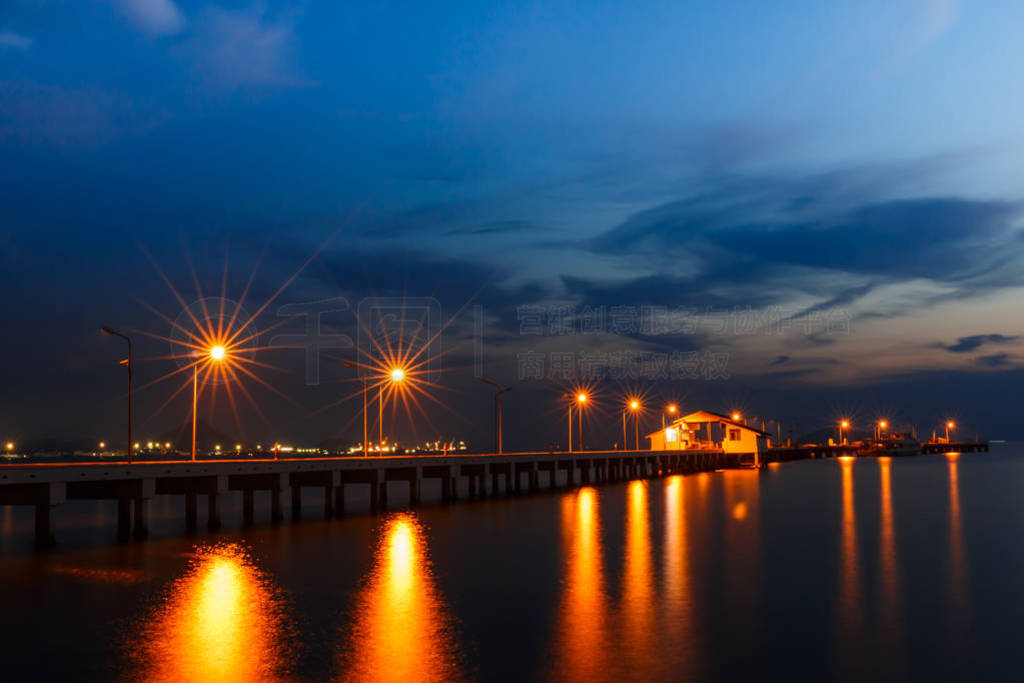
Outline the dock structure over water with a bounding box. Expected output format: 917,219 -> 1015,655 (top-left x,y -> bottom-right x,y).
0,449 -> 741,547
921,441 -> 989,454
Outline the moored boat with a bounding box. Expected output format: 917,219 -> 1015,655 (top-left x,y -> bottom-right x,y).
858,433 -> 922,456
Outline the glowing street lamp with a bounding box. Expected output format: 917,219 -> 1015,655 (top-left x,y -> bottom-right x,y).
663,403 -> 678,428
192,344 -> 227,461
622,397 -> 638,450
101,326 -> 132,464
576,393 -> 588,452
5,442 -> 12,452
946,420 -> 955,442
378,366 -> 407,449
876,420 -> 888,441
839,419 -> 850,445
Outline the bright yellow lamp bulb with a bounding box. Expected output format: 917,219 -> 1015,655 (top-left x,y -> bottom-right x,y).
209,345 -> 226,361
630,400 -> 639,410
577,393 -> 587,403
390,368 -> 405,382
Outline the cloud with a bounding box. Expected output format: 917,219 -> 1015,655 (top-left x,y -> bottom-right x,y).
769,355 -> 789,366
446,220 -> 543,236
0,32 -> 32,50
0,81 -> 167,146
586,161 -> 1024,321
942,333 -> 1019,353
181,7 -> 306,89
976,353 -> 1011,368
110,0 -> 185,36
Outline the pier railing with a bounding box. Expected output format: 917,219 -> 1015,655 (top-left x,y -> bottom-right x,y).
1,449 -> 739,547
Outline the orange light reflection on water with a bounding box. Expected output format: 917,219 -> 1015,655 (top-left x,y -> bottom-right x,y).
662,475 -> 698,678
946,453 -> 968,627
838,456 -> 861,639
339,513 -> 463,683
878,457 -> 901,628
721,469 -> 759,627
132,544 -> 292,682
619,480 -> 659,677
552,487 -> 609,681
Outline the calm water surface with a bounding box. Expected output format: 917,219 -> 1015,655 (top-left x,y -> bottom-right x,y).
1,448 -> 1022,681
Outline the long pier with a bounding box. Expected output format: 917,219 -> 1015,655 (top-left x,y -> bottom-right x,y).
0,449 -> 741,547
921,441 -> 989,454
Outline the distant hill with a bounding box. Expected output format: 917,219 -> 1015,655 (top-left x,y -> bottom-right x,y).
153,418 -> 237,451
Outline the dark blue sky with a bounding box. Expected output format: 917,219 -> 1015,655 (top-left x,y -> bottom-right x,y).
2,1 -> 1023,448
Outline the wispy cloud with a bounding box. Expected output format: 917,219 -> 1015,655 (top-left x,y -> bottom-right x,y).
181,6 -> 307,90
109,0 -> 186,37
976,353 -> 1012,367
0,32 -> 32,50
584,159 -> 1024,319
942,334 -> 1019,353
0,81 -> 167,147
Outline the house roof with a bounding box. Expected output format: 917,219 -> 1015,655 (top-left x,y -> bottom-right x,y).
646,409 -> 773,438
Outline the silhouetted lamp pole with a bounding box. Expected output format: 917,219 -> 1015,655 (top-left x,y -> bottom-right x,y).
378,367 -> 405,452
481,379 -> 512,453
192,345 -> 226,461
342,361 -> 369,457
101,326 -> 132,464
663,403 -> 678,429
576,393 -> 588,451
630,400 -> 641,450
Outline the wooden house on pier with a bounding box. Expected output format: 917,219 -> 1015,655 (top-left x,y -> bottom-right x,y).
647,410 -> 772,454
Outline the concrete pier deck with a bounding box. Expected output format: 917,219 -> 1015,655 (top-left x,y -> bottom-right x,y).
0,449 -> 738,547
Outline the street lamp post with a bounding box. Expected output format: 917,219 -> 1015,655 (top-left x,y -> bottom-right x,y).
634,405 -> 640,450
342,361 -> 369,457
946,420 -> 955,442
378,367 -> 405,453
627,400 -> 641,450
481,379 -> 512,454
663,403 -> 678,429
877,420 -> 888,442
191,345 -> 226,461
101,327 -> 132,464
192,363 -> 198,460
567,401 -> 573,452
576,393 -> 587,451
839,420 -> 849,445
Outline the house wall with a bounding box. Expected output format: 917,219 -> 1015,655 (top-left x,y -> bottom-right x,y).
648,420 -> 769,453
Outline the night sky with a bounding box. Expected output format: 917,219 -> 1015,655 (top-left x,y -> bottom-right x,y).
2,0 -> 1023,449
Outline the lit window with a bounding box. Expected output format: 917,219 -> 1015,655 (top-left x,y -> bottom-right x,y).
729,429 -> 741,441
